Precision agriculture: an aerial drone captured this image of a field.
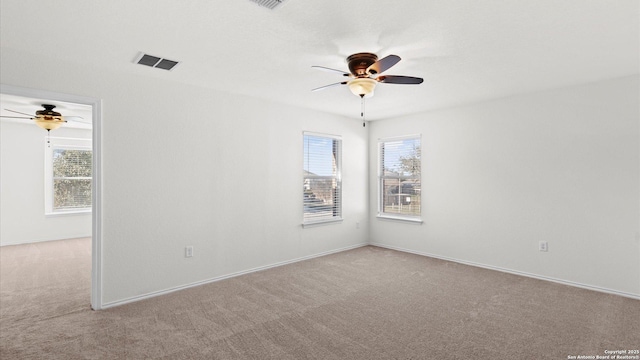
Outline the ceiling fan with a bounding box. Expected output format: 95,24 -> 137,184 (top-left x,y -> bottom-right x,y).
0,104 -> 88,132
312,52 -> 423,98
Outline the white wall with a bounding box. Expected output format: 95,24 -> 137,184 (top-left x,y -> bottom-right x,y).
1,47 -> 369,306
3,42 -> 637,304
369,75 -> 640,297
0,121 -> 92,246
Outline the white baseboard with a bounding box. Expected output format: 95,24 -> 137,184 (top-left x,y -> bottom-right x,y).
0,235 -> 92,247
101,242 -> 368,309
369,242 -> 640,301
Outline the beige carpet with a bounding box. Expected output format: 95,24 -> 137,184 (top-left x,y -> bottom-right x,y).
1,238 -> 638,359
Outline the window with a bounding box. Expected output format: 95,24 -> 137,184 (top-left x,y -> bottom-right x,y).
303,132 -> 342,225
378,135 -> 421,221
44,137 -> 92,214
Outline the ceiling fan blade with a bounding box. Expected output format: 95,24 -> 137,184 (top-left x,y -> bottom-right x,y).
5,108 -> 35,117
377,75 -> 424,84
0,115 -> 33,119
64,116 -> 89,123
367,55 -> 401,75
311,81 -> 348,92
311,66 -> 352,77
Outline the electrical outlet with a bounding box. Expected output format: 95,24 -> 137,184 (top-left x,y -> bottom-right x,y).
538,241 -> 548,252
356,222 -> 360,229
185,246 -> 194,258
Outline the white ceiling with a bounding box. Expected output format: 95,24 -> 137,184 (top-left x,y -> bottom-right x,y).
1,0 -> 638,120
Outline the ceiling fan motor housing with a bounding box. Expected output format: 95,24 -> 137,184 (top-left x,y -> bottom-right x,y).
36,104 -> 62,120
347,53 -> 378,77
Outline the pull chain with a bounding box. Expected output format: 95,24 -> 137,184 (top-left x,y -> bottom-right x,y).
360,94 -> 366,127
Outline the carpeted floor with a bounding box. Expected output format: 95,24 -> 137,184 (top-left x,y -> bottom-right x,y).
1,238 -> 638,359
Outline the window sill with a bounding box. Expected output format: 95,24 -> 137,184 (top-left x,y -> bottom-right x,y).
302,218 -> 343,228
46,210 -> 92,217
376,215 -> 423,224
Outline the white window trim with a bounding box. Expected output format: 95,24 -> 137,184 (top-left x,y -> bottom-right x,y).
302,218 -> 344,228
44,136 -> 92,216
377,134 -> 422,223
376,214 -> 423,224
302,131 -> 343,226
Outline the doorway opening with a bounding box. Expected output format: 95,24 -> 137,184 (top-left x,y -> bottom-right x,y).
0,84 -> 102,310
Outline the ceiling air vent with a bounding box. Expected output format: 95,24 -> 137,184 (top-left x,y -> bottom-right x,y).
134,53 -> 180,71
249,0 -> 285,10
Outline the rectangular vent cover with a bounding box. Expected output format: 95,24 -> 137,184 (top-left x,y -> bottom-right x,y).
249,0 -> 285,10
134,53 -> 180,71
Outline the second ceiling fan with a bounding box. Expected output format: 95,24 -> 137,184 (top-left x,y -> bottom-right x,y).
1,104 -> 87,132
312,52 -> 423,98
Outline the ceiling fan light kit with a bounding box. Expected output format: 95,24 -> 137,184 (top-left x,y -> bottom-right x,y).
34,117 -> 65,131
348,78 -> 377,97
34,104 -> 66,131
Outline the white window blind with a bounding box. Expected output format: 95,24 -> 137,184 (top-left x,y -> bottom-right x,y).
45,137 -> 92,214
379,135 -> 421,220
303,132 -> 342,224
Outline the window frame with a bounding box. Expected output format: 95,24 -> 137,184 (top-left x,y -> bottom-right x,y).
377,134 -> 423,223
302,131 -> 342,227
44,137 -> 93,216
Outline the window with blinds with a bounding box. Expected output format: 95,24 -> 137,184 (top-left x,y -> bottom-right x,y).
379,135 -> 421,220
45,137 -> 92,214
303,132 -> 342,225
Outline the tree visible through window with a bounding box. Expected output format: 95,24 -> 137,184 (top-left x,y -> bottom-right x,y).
45,138 -> 92,214
379,136 -> 421,219
303,133 -> 342,224
53,148 -> 92,211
